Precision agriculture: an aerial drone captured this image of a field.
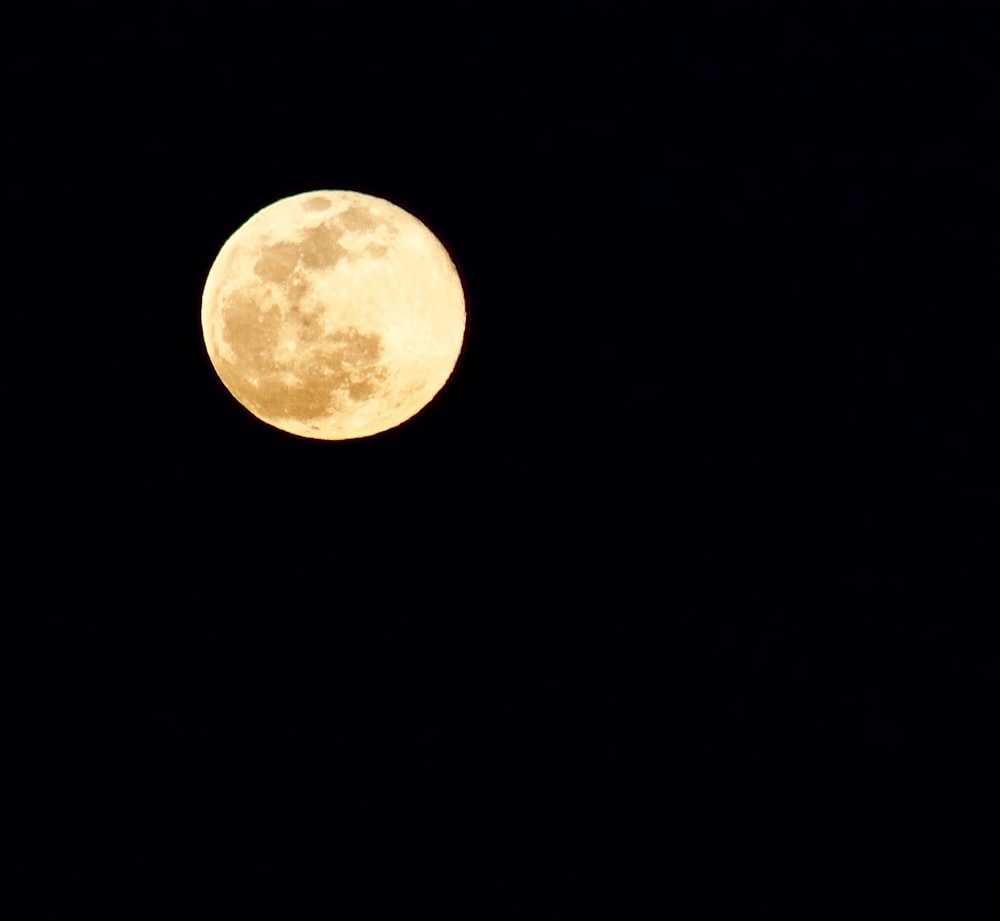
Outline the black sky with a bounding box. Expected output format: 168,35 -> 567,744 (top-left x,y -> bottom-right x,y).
12,2 -> 1000,917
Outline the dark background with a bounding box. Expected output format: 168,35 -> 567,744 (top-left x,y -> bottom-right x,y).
9,1 -> 999,917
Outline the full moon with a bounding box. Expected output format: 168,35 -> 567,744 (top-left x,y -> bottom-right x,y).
201,190 -> 466,440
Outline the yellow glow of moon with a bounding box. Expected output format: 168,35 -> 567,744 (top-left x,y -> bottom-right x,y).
201,190 -> 466,440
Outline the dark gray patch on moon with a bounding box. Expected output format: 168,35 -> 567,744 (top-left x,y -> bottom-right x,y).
338,203 -> 380,232
252,211 -> 396,285
218,283 -> 388,423
253,240 -> 301,284
302,197 -> 331,212
298,222 -> 348,269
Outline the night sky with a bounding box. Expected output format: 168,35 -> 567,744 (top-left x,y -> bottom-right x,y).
12,2 -> 999,917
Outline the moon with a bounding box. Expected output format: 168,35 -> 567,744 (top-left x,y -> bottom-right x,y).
201,190 -> 466,440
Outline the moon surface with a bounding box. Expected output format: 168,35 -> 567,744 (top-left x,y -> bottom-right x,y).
201,190 -> 466,439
